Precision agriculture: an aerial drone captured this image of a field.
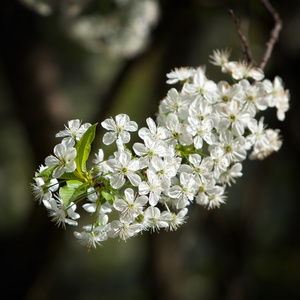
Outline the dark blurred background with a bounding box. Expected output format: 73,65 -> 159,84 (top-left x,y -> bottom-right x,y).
0,0 -> 299,299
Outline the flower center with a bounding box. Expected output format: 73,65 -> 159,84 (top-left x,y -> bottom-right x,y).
222,96 -> 229,102
224,145 -> 231,153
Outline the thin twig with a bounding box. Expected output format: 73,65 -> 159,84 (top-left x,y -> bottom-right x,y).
259,0 -> 282,70
228,8 -> 256,66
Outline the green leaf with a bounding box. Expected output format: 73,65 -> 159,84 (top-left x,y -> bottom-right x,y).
37,166 -> 57,179
101,190 -> 112,201
60,180 -> 88,207
75,123 -> 98,174
108,196 -> 115,206
59,171 -> 83,181
101,191 -> 115,205
101,190 -> 115,206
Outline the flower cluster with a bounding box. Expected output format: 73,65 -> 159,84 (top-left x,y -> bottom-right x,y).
32,49 -> 290,249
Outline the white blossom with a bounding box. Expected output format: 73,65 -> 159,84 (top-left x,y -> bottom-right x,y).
133,134 -> 167,168
188,96 -> 220,127
224,61 -> 264,81
114,188 -> 148,221
106,150 -> 141,189
149,156 -> 178,190
210,146 -> 230,179
166,67 -> 196,84
218,163 -> 243,186
208,81 -> 243,104
168,172 -> 198,209
55,119 -> 91,144
82,188 -> 113,214
139,169 -> 162,206
108,220 -> 143,240
74,215 -> 110,248
213,130 -> 247,162
45,143 -> 77,178
239,79 -> 268,113
159,88 -> 190,119
161,208 -> 188,231
216,100 -> 251,136
209,48 -> 231,72
263,76 -> 290,121
143,206 -> 168,231
31,165 -> 59,204
183,70 -> 217,100
138,117 -> 170,141
187,116 -> 215,149
179,154 -> 214,183
165,113 -> 193,146
46,196 -> 80,228
101,113 -> 138,145
196,185 -> 226,209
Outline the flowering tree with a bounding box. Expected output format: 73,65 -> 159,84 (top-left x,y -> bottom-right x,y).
31,0 -> 290,250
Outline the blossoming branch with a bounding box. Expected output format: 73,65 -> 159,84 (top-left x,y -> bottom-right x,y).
31,49 -> 290,249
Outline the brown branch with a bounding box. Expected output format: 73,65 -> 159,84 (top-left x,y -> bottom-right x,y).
228,9 -> 256,66
259,0 -> 282,70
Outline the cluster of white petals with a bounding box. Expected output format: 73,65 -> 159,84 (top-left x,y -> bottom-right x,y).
32,50 -> 290,249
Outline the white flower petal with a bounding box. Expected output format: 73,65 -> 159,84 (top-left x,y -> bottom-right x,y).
82,203 -> 97,213
101,118 -> 116,131
119,131 -> 131,144
127,173 -> 141,186
45,155 -> 59,167
110,174 -> 125,189
124,121 -> 138,132
53,165 -> 65,178
65,161 -> 76,173
135,196 -> 148,206
139,181 -> 150,195
149,192 -> 159,206
116,114 -> 129,127
124,188 -> 135,203
114,199 -> 128,211
133,143 -> 147,156
54,143 -> 66,158
103,132 -> 117,145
